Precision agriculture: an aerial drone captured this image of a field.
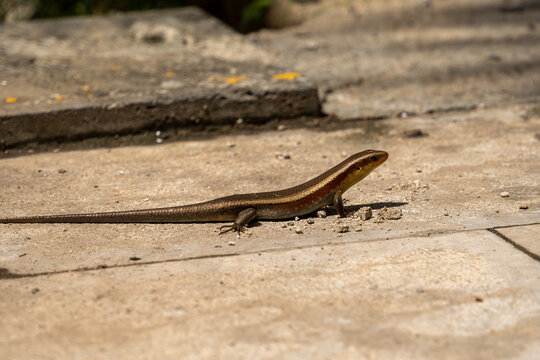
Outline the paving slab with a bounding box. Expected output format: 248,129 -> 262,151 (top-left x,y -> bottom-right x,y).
0,7 -> 319,147
1,230 -> 540,359
495,224 -> 540,260
255,0 -> 540,118
1,104 -> 538,276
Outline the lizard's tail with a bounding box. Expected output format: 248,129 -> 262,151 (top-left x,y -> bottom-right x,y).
0,207 -> 188,223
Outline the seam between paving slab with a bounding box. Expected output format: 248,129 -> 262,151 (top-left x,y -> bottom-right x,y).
488,228 -> 540,262
1,221 -> 538,280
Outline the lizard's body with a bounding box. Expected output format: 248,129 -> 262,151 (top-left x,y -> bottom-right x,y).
0,150 -> 388,233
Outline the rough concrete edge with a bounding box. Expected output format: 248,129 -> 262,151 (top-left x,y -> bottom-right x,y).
0,87 -> 321,148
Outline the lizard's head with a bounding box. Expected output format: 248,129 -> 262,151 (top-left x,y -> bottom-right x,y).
339,149 -> 389,192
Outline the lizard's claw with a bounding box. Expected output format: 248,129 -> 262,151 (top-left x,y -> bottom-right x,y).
219,223 -> 245,235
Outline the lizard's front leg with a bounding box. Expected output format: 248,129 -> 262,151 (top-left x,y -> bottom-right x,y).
333,190 -> 346,217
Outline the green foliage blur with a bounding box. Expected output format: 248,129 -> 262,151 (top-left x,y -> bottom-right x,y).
0,0 -> 273,32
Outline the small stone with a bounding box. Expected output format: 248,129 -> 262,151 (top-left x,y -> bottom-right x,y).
356,207 -> 372,221
317,210 -> 327,218
58,169 -> 67,174
443,211 -> 449,216
277,124 -> 286,131
354,226 -> 362,232
129,255 -> 141,261
402,129 -> 427,138
379,207 -> 402,220
295,216 -> 300,221
416,288 -> 425,293
519,204 -> 529,210
334,225 -> 350,233
228,241 -> 236,246
307,218 -> 315,224
294,227 -> 303,234
281,224 -> 287,228
227,143 -> 235,148
287,221 -> 295,226
156,138 -> 164,144
235,118 -> 244,125
275,153 -> 291,160
31,288 -> 40,295
500,191 -> 510,198
416,169 -> 422,173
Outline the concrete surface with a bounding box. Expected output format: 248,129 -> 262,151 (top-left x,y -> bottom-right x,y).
1,104 -> 538,276
0,7 -> 319,147
255,0 -> 540,118
2,231 -> 540,359
1,0 -> 540,358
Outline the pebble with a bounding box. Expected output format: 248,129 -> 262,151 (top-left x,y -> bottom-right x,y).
58,169 -> 67,174
519,204 -> 529,210
275,153 -> 291,160
500,191 -> 510,198
129,255 -> 141,261
228,241 -> 236,246
287,221 -> 295,226
356,207 -> 372,220
379,207 -> 402,220
402,129 -> 427,138
307,218 -> 315,224
317,210 -> 327,218
294,227 -> 303,234
295,216 -> 300,221
334,225 -> 350,233
443,211 -> 449,216
277,124 -> 287,131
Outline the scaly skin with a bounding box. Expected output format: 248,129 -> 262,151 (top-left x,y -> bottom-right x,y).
0,150 -> 388,234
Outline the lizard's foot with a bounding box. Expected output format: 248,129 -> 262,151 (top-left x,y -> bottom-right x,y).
219,223 -> 245,235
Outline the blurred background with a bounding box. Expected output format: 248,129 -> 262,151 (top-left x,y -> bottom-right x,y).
0,0 -> 311,32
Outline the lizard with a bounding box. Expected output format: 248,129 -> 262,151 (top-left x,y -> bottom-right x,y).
0,149 -> 388,234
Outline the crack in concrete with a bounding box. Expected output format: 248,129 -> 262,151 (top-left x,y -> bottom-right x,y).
488,228 -> 540,263
2,221 -> 538,280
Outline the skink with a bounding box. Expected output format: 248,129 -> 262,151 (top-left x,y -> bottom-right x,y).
0,150 -> 388,234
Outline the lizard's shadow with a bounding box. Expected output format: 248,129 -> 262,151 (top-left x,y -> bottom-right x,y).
323,201 -> 407,217
250,201 -> 407,227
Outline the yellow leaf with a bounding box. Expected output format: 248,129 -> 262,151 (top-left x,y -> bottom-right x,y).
208,76 -> 247,84
225,77 -> 247,84
5,97 -> 17,103
166,71 -> 175,78
273,72 -> 301,81
110,65 -> 123,71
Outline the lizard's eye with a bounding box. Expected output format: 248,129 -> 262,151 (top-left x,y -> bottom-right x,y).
369,155 -> 378,162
